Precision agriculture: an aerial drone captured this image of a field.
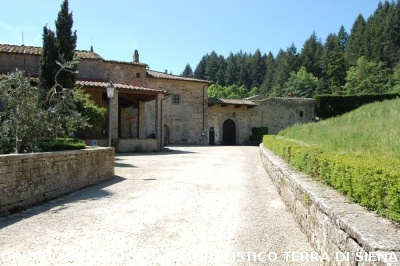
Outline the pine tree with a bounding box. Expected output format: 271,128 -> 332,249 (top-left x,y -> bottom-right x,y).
194,55 -> 208,80
225,52 -> 238,86
181,63 -> 193,77
345,14 -> 367,67
260,52 -> 275,96
299,32 -> 323,79
249,49 -> 266,89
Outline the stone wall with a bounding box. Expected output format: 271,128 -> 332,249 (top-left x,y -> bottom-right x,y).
145,79 -> 208,145
259,145 -> 400,266
208,105 -> 257,145
0,53 -> 40,76
255,97 -> 315,134
0,148 -> 115,217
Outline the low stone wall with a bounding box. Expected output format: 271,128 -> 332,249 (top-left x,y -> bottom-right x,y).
0,147 -> 114,216
259,145 -> 400,266
117,138 -> 158,152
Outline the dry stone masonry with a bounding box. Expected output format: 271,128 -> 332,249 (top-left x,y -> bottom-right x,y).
259,145 -> 400,266
0,148 -> 114,216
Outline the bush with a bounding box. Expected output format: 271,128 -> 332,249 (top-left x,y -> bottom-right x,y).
40,138 -> 86,151
252,127 -> 268,135
262,135 -> 400,222
249,135 -> 263,141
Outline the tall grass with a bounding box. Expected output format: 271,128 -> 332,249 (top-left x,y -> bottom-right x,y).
278,98 -> 400,158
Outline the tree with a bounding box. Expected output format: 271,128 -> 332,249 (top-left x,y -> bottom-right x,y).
299,32 -> 323,79
260,52 -> 275,95
39,0 -> 77,94
194,55 -> 208,79
225,52 -> 238,85
55,0 -> 77,90
345,14 -> 367,67
343,56 -> 389,94
283,66 -> 318,98
181,63 -> 193,77
39,26 -> 58,98
0,63 -> 87,153
249,49 -> 266,89
321,34 -> 347,94
337,25 -> 349,50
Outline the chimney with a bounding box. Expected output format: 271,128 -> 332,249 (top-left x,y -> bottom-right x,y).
134,50 -> 139,63
90,45 -> 93,52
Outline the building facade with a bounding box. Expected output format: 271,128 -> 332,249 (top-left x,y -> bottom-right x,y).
0,44 -> 315,151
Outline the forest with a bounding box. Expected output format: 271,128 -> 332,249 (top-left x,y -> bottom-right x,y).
180,1 -> 400,98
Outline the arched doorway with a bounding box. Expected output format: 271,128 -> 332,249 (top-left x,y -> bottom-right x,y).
223,119 -> 236,145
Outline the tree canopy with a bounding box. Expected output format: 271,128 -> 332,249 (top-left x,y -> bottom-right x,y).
183,1 -> 400,98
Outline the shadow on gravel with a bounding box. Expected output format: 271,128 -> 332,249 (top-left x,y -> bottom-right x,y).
116,147 -> 197,157
115,161 -> 138,168
0,175 -> 126,230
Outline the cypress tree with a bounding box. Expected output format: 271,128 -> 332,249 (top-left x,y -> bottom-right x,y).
39,26 -> 58,99
55,0 -> 77,89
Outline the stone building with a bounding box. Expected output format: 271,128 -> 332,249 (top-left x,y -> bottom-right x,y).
0,44 -> 315,151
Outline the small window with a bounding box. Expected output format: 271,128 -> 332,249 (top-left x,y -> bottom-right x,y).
299,111 -> 304,118
136,73 -> 141,78
172,94 -> 180,104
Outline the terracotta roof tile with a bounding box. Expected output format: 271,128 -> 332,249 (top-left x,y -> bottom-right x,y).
76,80 -> 169,94
105,60 -> 147,67
0,44 -> 103,60
147,70 -> 211,83
208,97 -> 257,106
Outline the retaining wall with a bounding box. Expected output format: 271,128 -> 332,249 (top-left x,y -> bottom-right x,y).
259,145 -> 400,266
0,147 -> 114,216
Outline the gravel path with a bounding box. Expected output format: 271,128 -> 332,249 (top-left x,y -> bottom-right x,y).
0,146 -> 319,265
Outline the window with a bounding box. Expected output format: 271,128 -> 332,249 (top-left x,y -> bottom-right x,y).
172,94 -> 180,104
136,73 -> 141,78
299,111 -> 304,118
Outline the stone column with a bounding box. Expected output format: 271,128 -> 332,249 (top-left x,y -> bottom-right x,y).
155,93 -> 164,151
138,101 -> 146,138
111,89 -> 119,143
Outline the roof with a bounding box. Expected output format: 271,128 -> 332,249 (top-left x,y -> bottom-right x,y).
104,60 -> 147,67
147,70 -> 211,84
208,97 -> 257,108
0,44 -> 104,60
244,94 -> 268,101
76,80 -> 169,94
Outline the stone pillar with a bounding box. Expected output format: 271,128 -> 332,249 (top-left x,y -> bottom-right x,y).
155,93 -> 164,151
138,101 -> 145,138
111,89 -> 119,142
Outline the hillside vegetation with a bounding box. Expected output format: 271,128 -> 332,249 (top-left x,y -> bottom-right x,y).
263,98 -> 400,222
279,98 -> 400,158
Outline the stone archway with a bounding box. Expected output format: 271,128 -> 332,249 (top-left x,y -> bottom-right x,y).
223,119 -> 236,145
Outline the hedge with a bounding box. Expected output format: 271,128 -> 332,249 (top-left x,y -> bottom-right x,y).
250,127 -> 269,141
262,135 -> 400,222
40,138 -> 86,151
314,93 -> 400,119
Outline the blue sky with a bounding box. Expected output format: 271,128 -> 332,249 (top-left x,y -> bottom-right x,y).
1,0 -> 382,75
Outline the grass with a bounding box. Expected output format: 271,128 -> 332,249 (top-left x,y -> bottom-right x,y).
278,98 -> 400,158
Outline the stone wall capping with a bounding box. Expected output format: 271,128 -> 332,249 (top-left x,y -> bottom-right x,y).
260,144 -> 400,265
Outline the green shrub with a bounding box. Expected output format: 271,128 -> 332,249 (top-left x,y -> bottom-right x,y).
262,135 -> 400,222
252,127 -> 268,135
249,135 -> 263,141
40,138 -> 86,151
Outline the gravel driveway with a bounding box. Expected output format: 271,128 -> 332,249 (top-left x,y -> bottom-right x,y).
0,146 -> 319,265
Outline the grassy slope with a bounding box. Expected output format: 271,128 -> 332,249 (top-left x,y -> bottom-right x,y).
278,98 -> 400,158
